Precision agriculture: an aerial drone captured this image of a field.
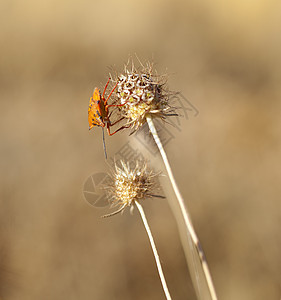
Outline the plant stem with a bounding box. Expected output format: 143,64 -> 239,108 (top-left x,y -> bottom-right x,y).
135,200 -> 172,300
146,115 -> 217,300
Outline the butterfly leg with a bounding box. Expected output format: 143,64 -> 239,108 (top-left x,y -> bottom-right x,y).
103,80 -> 118,106
107,122 -> 131,136
102,78 -> 111,99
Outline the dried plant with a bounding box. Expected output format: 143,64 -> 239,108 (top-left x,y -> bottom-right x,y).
102,160 -> 159,218
102,160 -> 171,300
110,59 -> 177,134
107,58 -> 218,300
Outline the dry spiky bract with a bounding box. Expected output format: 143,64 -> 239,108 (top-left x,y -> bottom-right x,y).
115,61 -> 176,132
102,160 -> 158,218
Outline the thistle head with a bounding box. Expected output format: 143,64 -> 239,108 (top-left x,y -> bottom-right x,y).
102,160 -> 161,218
114,61 -> 176,132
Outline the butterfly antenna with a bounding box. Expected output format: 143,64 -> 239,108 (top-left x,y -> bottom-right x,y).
102,127 -> 107,159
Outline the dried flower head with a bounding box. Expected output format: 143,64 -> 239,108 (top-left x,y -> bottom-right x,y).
112,60 -> 177,133
102,160 -> 162,218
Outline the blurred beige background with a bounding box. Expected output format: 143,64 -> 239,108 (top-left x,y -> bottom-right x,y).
1,0 -> 281,299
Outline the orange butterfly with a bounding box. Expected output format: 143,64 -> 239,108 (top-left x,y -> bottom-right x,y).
88,79 -> 127,158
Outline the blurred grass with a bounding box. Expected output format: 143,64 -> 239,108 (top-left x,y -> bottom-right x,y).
0,0 -> 280,299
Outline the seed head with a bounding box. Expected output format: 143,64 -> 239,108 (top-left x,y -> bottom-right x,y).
113,61 -> 176,132
102,160 -> 160,218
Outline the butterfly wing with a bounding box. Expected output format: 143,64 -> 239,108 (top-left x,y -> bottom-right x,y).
88,88 -> 105,129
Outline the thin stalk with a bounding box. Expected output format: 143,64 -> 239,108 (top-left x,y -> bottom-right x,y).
135,200 -> 172,300
146,115 -> 217,300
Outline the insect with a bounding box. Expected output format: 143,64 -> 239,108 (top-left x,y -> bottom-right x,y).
88,78 -> 128,158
